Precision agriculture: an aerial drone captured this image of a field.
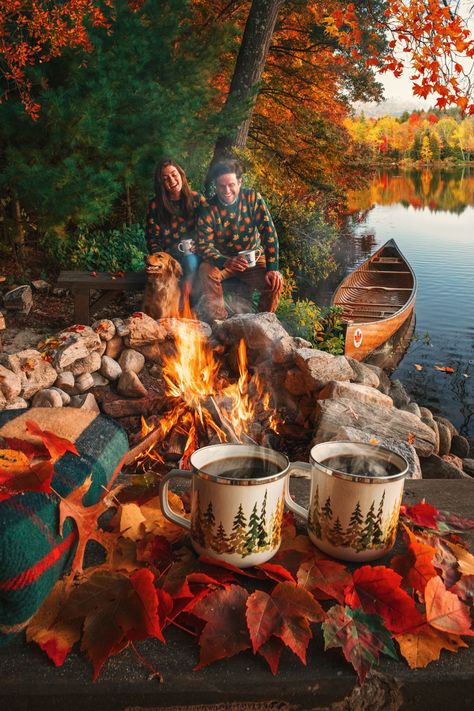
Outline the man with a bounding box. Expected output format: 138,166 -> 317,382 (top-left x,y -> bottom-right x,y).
197,159 -> 284,321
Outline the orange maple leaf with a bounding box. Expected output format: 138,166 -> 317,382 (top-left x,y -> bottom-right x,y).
395,624 -> 468,669
425,576 -> 474,636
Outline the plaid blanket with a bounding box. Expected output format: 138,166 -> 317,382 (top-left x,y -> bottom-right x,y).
0,407 -> 128,645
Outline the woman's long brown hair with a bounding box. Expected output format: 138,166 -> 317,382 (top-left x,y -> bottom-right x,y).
153,158 -> 194,225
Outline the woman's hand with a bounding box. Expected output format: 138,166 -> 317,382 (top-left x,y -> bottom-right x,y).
265,270 -> 284,292
224,256 -> 248,272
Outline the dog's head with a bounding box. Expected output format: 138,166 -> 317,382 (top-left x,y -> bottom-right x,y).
145,252 -> 183,279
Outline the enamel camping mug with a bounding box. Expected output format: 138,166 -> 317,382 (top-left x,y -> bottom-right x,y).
285,441 -> 409,562
177,238 -> 193,255
238,248 -> 262,268
159,443 -> 300,568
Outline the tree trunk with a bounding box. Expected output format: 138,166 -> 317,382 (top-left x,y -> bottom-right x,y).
209,0 -> 285,173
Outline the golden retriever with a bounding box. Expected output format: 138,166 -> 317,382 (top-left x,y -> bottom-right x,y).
143,252 -> 183,319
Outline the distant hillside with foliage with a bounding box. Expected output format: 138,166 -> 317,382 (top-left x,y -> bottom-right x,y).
345,110 -> 474,164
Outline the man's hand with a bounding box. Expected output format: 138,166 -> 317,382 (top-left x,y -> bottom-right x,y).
265,270 -> 284,292
224,256 -> 248,272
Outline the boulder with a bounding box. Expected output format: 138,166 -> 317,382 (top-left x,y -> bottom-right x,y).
31,389 -> 63,408
31,279 -> 50,292
124,313 -> 168,347
75,373 -> 94,394
346,358 -> 380,389
463,458 -> 474,477
314,397 -> 436,457
54,371 -> 76,394
404,401 -> 421,418
421,454 -> 469,480
434,415 -> 458,438
450,434 -> 470,459
317,425 -> 422,479
272,336 -> 312,365
117,370 -> 148,398
421,416 -> 439,455
284,368 -> 309,396
69,393 -> 100,413
2,348 -> 57,399
3,397 -> 28,410
294,349 -> 353,391
389,379 -> 411,409
113,318 -> 130,338
100,356 -> 122,381
0,364 -> 22,402
91,373 -> 109,388
419,406 -> 433,420
213,313 -> 289,353
317,381 -> 393,409
118,348 -> 145,374
50,387 -> 71,406
50,327 -> 102,372
435,420 -> 452,457
105,335 -> 124,359
91,319 -> 116,342
62,350 -> 102,377
3,285 -> 33,314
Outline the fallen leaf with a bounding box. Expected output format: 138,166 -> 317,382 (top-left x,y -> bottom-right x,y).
449,575 -> 474,604
0,457 -> 54,502
395,624 -> 468,669
193,585 -> 251,669
403,502 -> 439,529
345,565 -> 424,634
26,420 -> 79,462
425,576 -> 474,636
391,525 -> 437,595
140,493 -> 189,543
118,503 -> 146,541
323,604 -> 397,683
414,363 -> 423,371
369,437 -> 381,445
296,556 -> 351,603
434,365 -> 455,373
436,511 -> 474,531
406,432 -> 416,445
90,271 -> 97,277
445,541 -> 474,576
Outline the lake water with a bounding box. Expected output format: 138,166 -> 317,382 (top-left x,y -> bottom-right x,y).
308,168 -> 474,441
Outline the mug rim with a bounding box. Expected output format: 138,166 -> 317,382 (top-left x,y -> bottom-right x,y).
309,441 -> 408,484
190,443 -> 290,486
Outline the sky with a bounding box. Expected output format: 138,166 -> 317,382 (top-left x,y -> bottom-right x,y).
354,71 -> 434,117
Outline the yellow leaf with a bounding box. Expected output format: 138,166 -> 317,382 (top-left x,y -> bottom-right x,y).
434,366 -> 455,373
445,541 -> 474,576
118,503 -> 146,542
140,492 -> 188,543
395,624 -> 468,669
414,363 -> 423,371
0,448 -> 31,473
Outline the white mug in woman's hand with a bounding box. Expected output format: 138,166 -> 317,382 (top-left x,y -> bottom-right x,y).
238,248 -> 262,268
178,239 -> 193,255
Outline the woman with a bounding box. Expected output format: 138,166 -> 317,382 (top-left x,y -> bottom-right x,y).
145,158 -> 206,292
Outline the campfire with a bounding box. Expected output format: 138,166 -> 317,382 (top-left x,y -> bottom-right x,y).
128,313 -> 281,473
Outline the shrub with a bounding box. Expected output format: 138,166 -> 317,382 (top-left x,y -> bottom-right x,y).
44,223 -> 147,272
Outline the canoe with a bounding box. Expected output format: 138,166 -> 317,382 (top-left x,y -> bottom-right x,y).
332,239 -> 417,361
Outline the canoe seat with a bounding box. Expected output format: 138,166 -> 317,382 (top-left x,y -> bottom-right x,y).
372,257 -> 403,264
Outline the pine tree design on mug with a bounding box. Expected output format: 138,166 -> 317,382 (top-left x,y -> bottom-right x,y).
308,485 -> 402,552
191,490 -> 285,557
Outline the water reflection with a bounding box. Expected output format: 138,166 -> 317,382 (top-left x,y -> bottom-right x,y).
304,168 -> 474,440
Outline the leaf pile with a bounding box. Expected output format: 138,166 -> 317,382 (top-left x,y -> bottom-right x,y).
20,480 -> 474,684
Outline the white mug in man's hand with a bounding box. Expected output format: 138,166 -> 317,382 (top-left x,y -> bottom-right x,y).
178,239 -> 193,255
238,248 -> 263,268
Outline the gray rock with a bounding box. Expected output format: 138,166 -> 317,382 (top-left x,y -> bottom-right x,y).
2,348 -> 57,399
135,342 -> 165,362
463,458 -> 474,477
317,380 -> 393,409
91,372 -> 109,387
314,397 -> 436,457
4,397 -> 28,410
450,434 -> 470,459
421,453 -> 470,480
124,312 -> 168,347
100,355 -> 122,381
284,368 -> 309,396
346,358 -> 380,388
3,285 -> 33,314
63,350 -> 102,377
421,416 -> 439,455
31,388 -> 63,408
50,387 -> 71,406
91,319 -> 116,341
294,349 -> 354,391
389,379 -> 411,409
434,415 -> 458,438
405,401 -> 421,418
54,371 -> 76,393
272,336 -> 312,365
436,420 -> 452,457
31,279 -> 50,292
0,364 -> 22,402
112,318 -> 130,338
419,406 -> 433,420
52,327 -> 102,371
118,348 -> 145,374
105,335 -> 124,359
213,313 -> 289,353
75,372 -> 94,393
320,425 -> 422,479
117,370 -> 148,397
69,393 -> 100,413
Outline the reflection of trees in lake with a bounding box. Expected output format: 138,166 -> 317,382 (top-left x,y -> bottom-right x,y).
346,168 -> 474,214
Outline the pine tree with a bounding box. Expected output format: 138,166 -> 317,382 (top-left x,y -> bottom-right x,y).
257,490 -> 269,549
271,495 -> 284,549
191,491 -> 206,547
309,485 -> 322,538
321,496 -> 333,521
372,491 -> 385,546
228,503 -> 247,555
344,500 -> 364,548
329,517 -> 345,547
244,502 -> 260,557
212,521 -> 229,554
203,501 -> 216,547
359,501 -> 377,550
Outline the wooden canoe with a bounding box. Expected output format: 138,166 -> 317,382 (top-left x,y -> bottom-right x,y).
332,239 -> 417,361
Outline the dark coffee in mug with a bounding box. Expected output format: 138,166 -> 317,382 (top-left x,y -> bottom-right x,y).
202,456 -> 281,480
322,455 -> 400,478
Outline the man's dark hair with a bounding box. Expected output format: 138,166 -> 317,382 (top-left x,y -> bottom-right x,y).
209,159 -> 244,183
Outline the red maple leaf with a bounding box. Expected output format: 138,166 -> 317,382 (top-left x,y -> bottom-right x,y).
246,581 -> 325,666
192,585 -> 251,669
345,566 -> 424,634
26,420 -> 79,462
402,502 -> 439,529
0,457 -> 54,502
296,556 -> 352,603
391,525 -> 438,595
425,576 -> 474,636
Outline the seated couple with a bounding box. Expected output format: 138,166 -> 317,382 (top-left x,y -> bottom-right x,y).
145,158 -> 284,321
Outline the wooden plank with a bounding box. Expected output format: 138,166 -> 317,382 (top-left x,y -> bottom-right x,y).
72,288 -> 90,325
57,271 -> 146,290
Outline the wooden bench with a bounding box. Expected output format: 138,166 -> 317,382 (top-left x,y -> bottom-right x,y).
56,271 -> 147,325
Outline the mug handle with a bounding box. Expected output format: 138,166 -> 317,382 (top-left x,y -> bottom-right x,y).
285,462 -> 313,521
255,248 -> 263,261
159,469 -> 192,531
177,242 -> 185,253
